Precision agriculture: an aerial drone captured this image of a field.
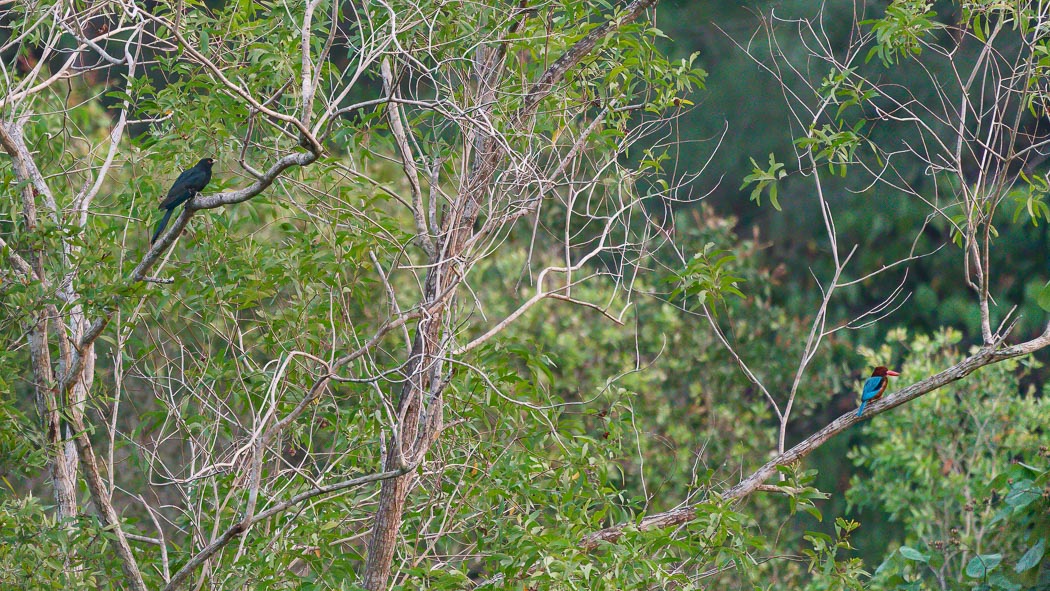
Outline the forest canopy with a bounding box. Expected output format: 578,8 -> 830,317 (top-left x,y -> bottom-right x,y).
1,1 -> 1048,590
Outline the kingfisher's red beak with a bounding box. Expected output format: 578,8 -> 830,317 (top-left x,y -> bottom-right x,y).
886,370 -> 900,376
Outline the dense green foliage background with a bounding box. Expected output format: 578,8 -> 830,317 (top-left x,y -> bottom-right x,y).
1,0 -> 1048,589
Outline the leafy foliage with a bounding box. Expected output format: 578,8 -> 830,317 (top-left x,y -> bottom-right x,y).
0,497 -> 121,589
862,1 -> 940,66
670,242 -> 746,313
742,153 -> 787,210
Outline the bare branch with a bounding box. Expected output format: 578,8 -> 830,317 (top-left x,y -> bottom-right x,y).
381,57 -> 435,257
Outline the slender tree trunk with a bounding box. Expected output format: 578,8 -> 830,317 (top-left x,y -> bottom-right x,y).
362,287 -> 446,590
65,353 -> 148,591
28,317 -> 79,519
4,120 -> 80,520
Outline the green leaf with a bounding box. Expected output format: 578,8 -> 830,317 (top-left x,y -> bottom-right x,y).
1015,538 -> 1045,573
988,572 -> 1022,591
873,555 -> 895,577
899,546 -> 928,562
966,554 -> 1003,578
1004,479 -> 1040,511
804,504 -> 822,521
1037,280 -> 1050,312
741,153 -> 786,210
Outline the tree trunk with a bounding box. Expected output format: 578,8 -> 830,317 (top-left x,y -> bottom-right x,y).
28,316 -> 79,519
362,297 -> 446,590
362,465 -> 416,590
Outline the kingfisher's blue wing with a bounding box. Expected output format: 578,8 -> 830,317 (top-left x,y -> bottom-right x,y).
860,376 -> 886,402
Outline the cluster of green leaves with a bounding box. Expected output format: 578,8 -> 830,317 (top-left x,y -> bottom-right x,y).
0,395 -> 44,487
795,121 -> 872,178
802,517 -> 867,591
872,460 -> 1050,591
862,1 -> 940,66
669,242 -> 746,313
741,153 -> 787,211
961,0 -> 1050,43
775,463 -> 831,522
1006,175 -> 1050,313
0,497 -> 126,589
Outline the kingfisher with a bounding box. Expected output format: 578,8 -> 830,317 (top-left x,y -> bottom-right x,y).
856,366 -> 900,417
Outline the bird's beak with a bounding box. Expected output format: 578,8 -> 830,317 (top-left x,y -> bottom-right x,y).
886,370 -> 900,376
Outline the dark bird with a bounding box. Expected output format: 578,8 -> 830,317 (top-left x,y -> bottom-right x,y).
856,366 -> 900,417
151,157 -> 215,244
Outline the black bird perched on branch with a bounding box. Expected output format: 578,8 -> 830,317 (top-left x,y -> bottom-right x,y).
151,157 -> 215,244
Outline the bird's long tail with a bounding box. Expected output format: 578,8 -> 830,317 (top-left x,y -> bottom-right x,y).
856,400 -> 867,417
151,208 -> 174,244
